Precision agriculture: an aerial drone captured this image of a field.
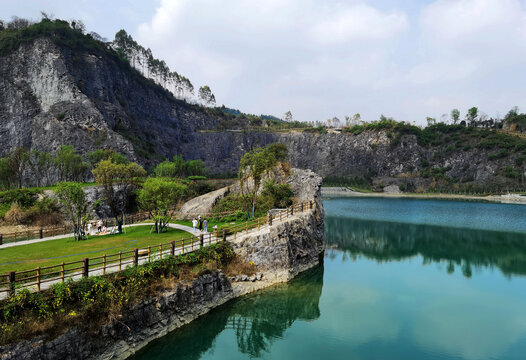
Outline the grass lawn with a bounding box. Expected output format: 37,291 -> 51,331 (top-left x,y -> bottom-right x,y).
0,226 -> 192,274
173,218 -> 257,232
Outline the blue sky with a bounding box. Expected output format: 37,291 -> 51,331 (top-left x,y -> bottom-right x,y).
2,0 -> 526,125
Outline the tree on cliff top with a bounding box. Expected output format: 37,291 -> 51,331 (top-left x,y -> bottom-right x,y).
238,143 -> 288,217
198,85 -> 216,106
92,160 -> 146,233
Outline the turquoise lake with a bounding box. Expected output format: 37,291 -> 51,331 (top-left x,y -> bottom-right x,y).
132,197 -> 526,360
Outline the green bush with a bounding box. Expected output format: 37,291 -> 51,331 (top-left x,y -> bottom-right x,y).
503,166 -> 521,179
0,188 -> 39,208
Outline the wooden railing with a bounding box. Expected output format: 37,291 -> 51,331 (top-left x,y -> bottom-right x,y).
0,200 -> 315,297
0,209 -> 237,245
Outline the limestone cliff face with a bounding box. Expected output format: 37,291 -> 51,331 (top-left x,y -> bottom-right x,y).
1,37 -> 523,188
0,37 -> 221,170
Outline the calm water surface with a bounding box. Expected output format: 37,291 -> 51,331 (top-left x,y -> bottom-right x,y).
132,197 -> 526,360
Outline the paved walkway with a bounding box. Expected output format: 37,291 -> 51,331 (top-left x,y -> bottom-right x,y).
0,223 -> 205,249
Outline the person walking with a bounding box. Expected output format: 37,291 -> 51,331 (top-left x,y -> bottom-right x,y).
192,218 -> 198,232
203,219 -> 208,232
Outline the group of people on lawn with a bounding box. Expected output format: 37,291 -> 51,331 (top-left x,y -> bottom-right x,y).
86,220 -> 112,236
192,215 -> 209,233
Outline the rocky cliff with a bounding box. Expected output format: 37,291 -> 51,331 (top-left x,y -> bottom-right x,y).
1,35 -> 525,190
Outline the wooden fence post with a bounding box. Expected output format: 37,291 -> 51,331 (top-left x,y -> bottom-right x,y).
310,200 -> 313,210
291,206 -> 294,216
118,252 -> 122,271
36,267 -> 41,292
200,234 -> 204,247
61,262 -> 65,283
134,248 -> 139,266
170,241 -> 175,256
8,271 -> 15,297
222,229 -> 227,242
269,214 -> 273,226
39,228 -> 43,239
83,258 -> 89,278
147,247 -> 151,262
103,255 -> 106,275
301,202 -> 304,212
245,222 -> 248,235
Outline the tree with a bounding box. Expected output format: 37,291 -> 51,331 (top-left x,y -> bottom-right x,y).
352,113 -> 362,125
198,85 -> 216,106
331,117 -> 341,128
466,107 -> 478,127
451,109 -> 460,124
283,111 -> 293,123
138,178 -> 187,233
88,149 -> 128,167
0,157 -> 14,189
92,160 -> 146,233
153,160 -> 179,178
55,145 -> 89,181
27,150 -> 54,187
55,182 -> 90,241
426,117 -> 436,127
238,143 -> 288,217
9,147 -> 29,188
184,159 -> 206,177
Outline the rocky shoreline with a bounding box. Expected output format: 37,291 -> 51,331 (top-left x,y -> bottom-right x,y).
321,186 -> 526,205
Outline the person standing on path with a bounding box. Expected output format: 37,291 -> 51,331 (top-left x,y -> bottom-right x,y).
203,219 -> 208,232
192,218 -> 198,232
198,215 -> 203,232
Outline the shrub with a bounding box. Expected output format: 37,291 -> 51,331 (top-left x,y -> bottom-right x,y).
4,202 -> 24,224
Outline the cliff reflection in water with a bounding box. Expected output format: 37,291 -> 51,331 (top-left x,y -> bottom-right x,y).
131,266 -> 323,360
326,216 -> 526,278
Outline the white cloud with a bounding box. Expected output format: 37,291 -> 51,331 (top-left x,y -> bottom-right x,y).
310,4 -> 409,44
135,0 -> 410,121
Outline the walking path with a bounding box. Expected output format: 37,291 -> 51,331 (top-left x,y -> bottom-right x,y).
0,223 -> 203,249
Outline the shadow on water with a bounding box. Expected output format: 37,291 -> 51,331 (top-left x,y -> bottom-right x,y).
326,216 -> 526,278
131,266 -> 324,359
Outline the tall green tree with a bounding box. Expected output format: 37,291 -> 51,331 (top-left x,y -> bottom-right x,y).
92,160 -> 146,233
55,182 -> 90,241
27,150 -> 54,187
238,143 -> 288,217
9,147 -> 29,188
0,157 -> 15,189
55,145 -> 89,181
466,107 -> 478,127
451,109 -> 460,124
138,177 -> 187,233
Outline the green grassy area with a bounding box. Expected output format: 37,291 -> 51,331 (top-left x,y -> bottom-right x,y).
0,226 -> 191,274
173,218 -> 249,231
